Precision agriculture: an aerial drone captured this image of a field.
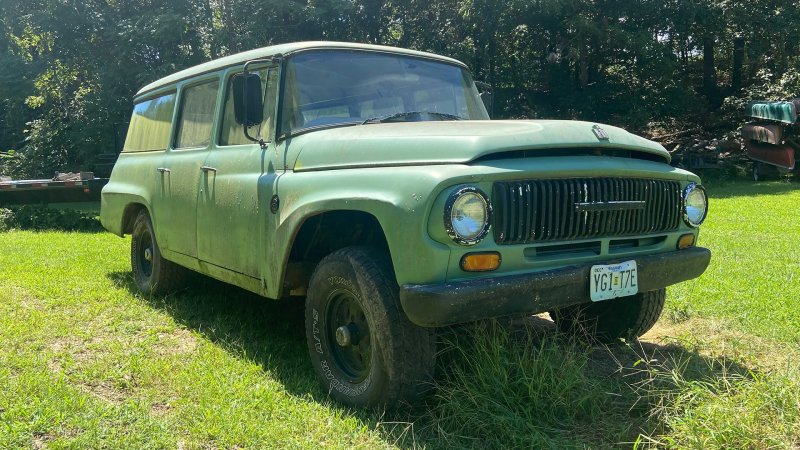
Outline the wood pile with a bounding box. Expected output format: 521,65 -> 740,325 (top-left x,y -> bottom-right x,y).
650,129 -> 745,170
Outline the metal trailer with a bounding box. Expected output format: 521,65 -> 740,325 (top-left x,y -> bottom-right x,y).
0,172 -> 108,208
743,99 -> 800,180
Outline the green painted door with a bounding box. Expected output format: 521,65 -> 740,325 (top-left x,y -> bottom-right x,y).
196,67 -> 280,278
154,78 -> 221,258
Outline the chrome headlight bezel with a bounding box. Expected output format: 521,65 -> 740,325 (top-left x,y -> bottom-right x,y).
682,183 -> 708,227
444,186 -> 492,246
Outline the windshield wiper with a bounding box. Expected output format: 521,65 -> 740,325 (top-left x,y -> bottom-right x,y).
362,111 -> 463,124
280,120 -> 362,140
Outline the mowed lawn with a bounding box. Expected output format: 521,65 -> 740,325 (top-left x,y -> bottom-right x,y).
1,180 -> 799,449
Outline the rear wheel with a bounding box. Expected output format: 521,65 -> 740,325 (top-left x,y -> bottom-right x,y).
130,211 -> 186,295
305,247 -> 436,408
550,289 -> 666,342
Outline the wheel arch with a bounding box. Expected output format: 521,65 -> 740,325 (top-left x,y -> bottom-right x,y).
281,209 -> 392,297
121,202 -> 151,235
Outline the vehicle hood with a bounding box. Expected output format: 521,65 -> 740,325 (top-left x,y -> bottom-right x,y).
287,120 -> 669,171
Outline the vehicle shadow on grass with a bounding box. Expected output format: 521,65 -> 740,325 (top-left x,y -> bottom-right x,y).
106,270 -> 412,439
107,270 -> 752,448
107,270 -> 318,394
484,314 -> 757,448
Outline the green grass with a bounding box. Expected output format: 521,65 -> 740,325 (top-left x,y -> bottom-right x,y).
669,181 -> 800,341
0,233 -> 390,449
1,180 -> 799,449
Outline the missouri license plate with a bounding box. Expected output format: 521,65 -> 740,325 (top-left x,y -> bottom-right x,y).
590,260 -> 638,302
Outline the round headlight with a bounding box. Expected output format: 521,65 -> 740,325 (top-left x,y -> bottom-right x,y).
683,183 -> 708,227
445,187 -> 491,245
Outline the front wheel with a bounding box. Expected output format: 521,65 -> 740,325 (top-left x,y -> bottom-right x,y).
305,247 -> 436,408
550,289 -> 666,342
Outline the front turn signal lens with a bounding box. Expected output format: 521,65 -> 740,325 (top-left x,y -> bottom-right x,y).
677,233 -> 696,249
461,252 -> 501,272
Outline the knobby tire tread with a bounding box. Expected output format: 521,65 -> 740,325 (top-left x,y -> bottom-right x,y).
336,246 -> 436,404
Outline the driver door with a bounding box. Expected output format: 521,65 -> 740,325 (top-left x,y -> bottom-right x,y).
196,66 -> 281,278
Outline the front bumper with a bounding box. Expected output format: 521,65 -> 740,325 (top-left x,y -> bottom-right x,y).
399,247 -> 711,327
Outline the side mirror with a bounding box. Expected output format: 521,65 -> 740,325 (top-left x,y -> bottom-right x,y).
232,73 -> 263,126
475,81 -> 494,118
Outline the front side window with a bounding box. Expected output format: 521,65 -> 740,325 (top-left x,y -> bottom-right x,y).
219,68 -> 279,146
281,50 -> 488,136
175,80 -> 219,149
123,93 -> 176,152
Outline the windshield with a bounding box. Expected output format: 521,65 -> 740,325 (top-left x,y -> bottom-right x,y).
280,50 -> 489,136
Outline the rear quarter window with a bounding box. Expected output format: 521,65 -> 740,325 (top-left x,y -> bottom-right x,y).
122,93 -> 176,152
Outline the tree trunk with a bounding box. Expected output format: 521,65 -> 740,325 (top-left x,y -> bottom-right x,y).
731,36 -> 744,93
703,34 -> 718,105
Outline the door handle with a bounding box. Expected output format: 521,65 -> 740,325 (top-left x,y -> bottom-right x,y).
201,166 -> 217,173
157,167 -> 171,173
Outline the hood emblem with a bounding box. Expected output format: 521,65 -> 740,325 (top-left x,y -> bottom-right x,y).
592,125 -> 610,141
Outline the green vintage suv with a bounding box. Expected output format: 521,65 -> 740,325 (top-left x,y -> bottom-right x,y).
101,41 -> 711,407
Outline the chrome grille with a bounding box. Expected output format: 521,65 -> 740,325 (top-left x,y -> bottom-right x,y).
492,178 -> 682,244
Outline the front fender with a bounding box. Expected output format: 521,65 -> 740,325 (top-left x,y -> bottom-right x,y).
265,167 -> 452,298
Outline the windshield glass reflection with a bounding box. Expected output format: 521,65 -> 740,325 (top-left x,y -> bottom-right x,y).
281,50 -> 489,136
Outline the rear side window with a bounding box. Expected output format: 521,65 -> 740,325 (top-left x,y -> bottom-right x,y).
122,93 -> 176,152
175,81 -> 219,149
219,68 -> 279,146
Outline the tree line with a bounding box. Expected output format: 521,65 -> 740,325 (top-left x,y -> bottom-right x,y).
1,0 -> 798,177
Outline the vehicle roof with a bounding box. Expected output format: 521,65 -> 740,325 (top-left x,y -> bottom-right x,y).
135,41 -> 468,99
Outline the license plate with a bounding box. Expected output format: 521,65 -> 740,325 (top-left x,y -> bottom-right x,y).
590,260 -> 638,302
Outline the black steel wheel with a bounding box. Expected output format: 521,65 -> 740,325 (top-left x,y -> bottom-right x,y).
305,247 -> 436,408
550,289 -> 666,342
326,289 -> 372,383
130,210 -> 186,295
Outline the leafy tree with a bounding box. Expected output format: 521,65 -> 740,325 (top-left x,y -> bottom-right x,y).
0,0 -> 797,178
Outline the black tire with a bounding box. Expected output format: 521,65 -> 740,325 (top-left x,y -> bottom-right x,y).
305,247 -> 436,408
550,289 -> 666,342
130,210 -> 186,295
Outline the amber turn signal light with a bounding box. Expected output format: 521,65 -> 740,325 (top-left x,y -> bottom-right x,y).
460,252 -> 501,272
677,233 -> 696,249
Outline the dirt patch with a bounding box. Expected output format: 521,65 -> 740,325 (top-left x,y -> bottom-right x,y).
154,327 -> 198,357
150,402 -> 172,416
78,381 -> 126,405
32,432 -> 54,450
47,335 -> 111,375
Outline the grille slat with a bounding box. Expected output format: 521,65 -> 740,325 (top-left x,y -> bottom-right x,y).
658,181 -> 666,230
672,183 -> 681,227
496,182 -> 507,242
508,185 -> 524,241
547,181 -> 556,240
618,179 -> 625,235
493,177 -> 682,245
565,180 -> 575,239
